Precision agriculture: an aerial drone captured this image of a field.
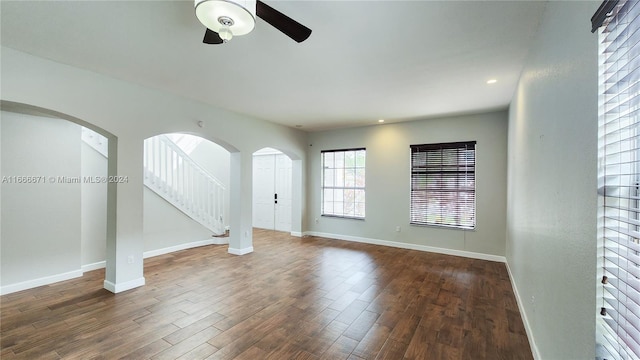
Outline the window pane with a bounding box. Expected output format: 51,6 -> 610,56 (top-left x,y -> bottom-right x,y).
334,202 -> 344,216
345,151 -> 355,167
355,202 -> 365,217
323,200 -> 334,214
335,152 -> 344,169
324,152 -> 334,168
344,168 -> 355,187
344,189 -> 354,202
335,167 -> 345,187
356,169 -> 365,187
321,149 -> 366,218
334,189 -> 344,203
344,200 -> 355,217
324,188 -> 334,200
356,150 -> 366,167
324,169 -> 334,187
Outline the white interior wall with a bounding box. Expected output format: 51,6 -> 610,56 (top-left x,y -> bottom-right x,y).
306,110 -> 508,259
506,1 -> 598,358
0,111 -> 82,288
80,141 -> 107,267
143,187 -> 215,252
1,46 -> 307,292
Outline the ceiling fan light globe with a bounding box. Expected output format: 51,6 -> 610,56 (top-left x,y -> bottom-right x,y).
195,0 -> 256,36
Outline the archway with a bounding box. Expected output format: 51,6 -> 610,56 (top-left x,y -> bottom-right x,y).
0,101 -> 116,294
142,133 -> 232,257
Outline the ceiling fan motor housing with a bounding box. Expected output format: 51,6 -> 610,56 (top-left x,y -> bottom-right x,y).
195,0 -> 257,36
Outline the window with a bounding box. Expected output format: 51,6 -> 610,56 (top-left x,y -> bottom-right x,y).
321,148 -> 365,219
594,1 -> 640,359
410,141 -> 476,229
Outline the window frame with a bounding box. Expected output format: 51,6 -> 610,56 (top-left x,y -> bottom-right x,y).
320,148 -> 366,220
409,141 -> 476,230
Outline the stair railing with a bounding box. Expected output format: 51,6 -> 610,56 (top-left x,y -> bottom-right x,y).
143,135 -> 225,235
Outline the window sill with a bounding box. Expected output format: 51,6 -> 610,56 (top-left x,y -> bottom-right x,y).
410,222 -> 475,231
321,214 -> 365,221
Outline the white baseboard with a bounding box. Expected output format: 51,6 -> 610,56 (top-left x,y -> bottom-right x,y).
103,277 -> 145,294
303,231 -> 506,263
210,237 -> 229,245
1,239 -> 226,295
143,238 -> 227,259
0,269 -> 83,296
228,246 -> 254,255
505,261 -> 540,360
82,261 -> 106,272
291,231 -> 303,237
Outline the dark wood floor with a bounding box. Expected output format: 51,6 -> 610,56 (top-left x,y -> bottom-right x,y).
1,230 -> 532,359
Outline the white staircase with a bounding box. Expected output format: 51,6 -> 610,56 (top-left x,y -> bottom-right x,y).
143,135 -> 226,235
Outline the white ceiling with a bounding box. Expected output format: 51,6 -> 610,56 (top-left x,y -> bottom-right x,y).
0,0 -> 547,131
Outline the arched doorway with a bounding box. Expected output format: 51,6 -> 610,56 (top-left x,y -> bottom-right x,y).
142,133 -> 231,255
0,101 -> 115,294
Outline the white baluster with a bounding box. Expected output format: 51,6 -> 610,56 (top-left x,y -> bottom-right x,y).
143,135 -> 226,235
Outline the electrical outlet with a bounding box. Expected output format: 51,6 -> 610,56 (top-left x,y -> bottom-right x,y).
396,226 -> 401,232
127,255 -> 134,264
315,218 -> 319,224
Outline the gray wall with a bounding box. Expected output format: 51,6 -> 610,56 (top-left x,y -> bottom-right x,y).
307,110 -> 508,258
1,111 -> 82,286
506,1 -> 598,358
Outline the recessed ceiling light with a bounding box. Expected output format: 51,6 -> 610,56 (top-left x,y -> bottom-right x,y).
487,79 -> 497,84
378,119 -> 385,123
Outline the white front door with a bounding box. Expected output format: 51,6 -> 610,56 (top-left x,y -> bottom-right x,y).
252,152 -> 292,232
274,154 -> 292,232
253,154 -> 276,229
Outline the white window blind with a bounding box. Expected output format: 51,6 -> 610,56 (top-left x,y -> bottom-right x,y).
596,0 -> 640,358
410,141 -> 476,230
321,148 -> 365,219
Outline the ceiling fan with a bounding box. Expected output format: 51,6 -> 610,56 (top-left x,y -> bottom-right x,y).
194,0 -> 312,44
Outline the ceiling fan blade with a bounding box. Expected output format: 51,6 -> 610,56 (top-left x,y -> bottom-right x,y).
256,1 -> 311,43
203,29 -> 223,44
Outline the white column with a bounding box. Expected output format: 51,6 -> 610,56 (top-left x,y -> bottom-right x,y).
104,136 -> 145,293
228,151 -> 254,255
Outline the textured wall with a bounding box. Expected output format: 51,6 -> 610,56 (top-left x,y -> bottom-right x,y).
506,1 -> 599,358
